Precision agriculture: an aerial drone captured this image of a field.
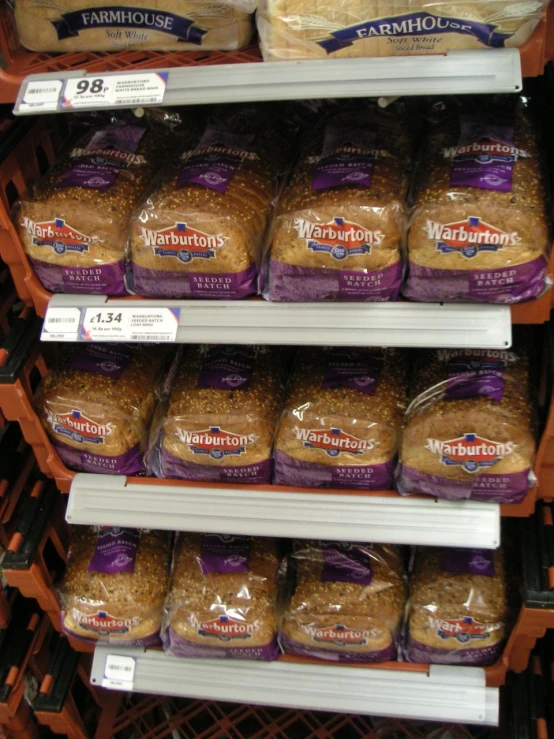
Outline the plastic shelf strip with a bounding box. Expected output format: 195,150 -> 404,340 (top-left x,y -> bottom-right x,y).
90,648 -> 499,726
44,295 -> 512,348
66,474 -> 501,548
14,49 -> 522,114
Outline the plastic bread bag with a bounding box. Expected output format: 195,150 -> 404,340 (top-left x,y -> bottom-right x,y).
129,105 -> 292,299
274,347 -> 407,489
148,344 -> 289,484
262,105 -> 411,302
15,0 -> 256,53
38,343 -> 171,475
14,112 -> 173,296
59,526 -> 172,646
256,0 -> 546,62
280,540 -> 406,662
403,96 -> 550,303
162,533 -> 280,660
405,547 -> 510,666
396,345 -> 535,503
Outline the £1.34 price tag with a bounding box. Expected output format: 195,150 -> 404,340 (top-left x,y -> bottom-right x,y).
81,307 -> 180,342
62,72 -> 168,109
102,654 -> 136,690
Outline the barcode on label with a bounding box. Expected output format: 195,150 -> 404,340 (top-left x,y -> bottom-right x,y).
130,334 -> 173,341
48,317 -> 76,324
28,87 -> 57,95
109,664 -> 133,672
119,97 -> 161,105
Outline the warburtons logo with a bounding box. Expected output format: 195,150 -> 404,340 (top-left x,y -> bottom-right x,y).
141,222 -> 227,263
295,428 -> 376,457
70,146 -> 147,165
47,409 -> 114,445
22,217 -> 100,255
295,217 -> 384,260
437,349 -> 517,362
72,609 -> 140,635
430,616 -> 497,644
443,140 -> 528,161
193,614 -> 256,641
176,427 -> 256,460
304,624 -> 376,646
426,433 -> 514,473
425,216 -> 519,259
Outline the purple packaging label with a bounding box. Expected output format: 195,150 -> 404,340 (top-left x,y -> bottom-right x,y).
321,544 -> 373,585
87,527 -> 139,574
155,446 -> 272,484
448,117 -> 521,192
312,125 -> 377,191
442,548 -> 495,576
200,534 -> 251,574
177,125 -> 255,193
71,343 -> 132,380
445,355 -> 506,402
316,12 -> 512,54
197,346 -> 256,390
52,8 -> 206,44
62,615 -> 160,647
53,439 -> 145,475
405,636 -> 503,666
265,260 -> 402,302
131,263 -> 257,299
274,450 -> 394,490
163,625 -> 279,660
396,463 -> 531,504
322,349 -> 382,395
31,257 -> 129,296
403,256 -> 547,304
59,124 -> 146,191
279,630 -> 396,663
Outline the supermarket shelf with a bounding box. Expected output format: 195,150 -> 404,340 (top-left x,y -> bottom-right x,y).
14,49 -> 522,114
66,474 -> 501,548
90,648 -> 499,726
43,295 -> 513,348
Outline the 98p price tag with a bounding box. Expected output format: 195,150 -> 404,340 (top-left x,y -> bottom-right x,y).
62,72 -> 168,109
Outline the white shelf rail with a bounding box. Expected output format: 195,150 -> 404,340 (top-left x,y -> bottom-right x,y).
66,474 -> 501,548
91,647 -> 499,726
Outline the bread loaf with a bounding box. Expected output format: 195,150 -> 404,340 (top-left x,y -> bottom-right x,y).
60,526 -> 171,646
163,533 -> 279,659
16,120 -> 167,296
281,541 -> 405,662
405,547 -> 508,665
39,343 -> 166,475
263,108 -> 409,301
404,102 -> 549,303
396,347 -> 535,503
150,345 -> 288,483
15,0 -> 254,52
257,0 -> 545,61
130,107 -> 286,299
274,347 -> 406,488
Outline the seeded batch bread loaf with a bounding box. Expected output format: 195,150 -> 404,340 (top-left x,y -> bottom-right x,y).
150,345 -> 288,483
404,102 -> 549,303
163,533 -> 279,659
15,0 -> 254,53
39,343 -> 166,475
263,107 -> 410,301
130,107 -> 287,299
15,120 -> 168,296
257,0 -> 545,62
60,526 -> 171,646
396,347 -> 535,503
281,541 -> 405,662
405,547 -> 509,665
274,347 -> 407,488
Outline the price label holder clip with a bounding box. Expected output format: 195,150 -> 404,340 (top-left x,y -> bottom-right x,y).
102,654 -> 136,691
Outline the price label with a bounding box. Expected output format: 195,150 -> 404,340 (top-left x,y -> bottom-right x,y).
102,654 -> 136,691
18,79 -> 63,113
81,307 -> 180,342
62,72 -> 168,110
41,306 -> 81,341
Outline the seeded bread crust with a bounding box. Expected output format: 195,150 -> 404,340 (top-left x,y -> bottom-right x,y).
166,534 -> 279,649
60,527 -> 171,643
282,542 -> 405,655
